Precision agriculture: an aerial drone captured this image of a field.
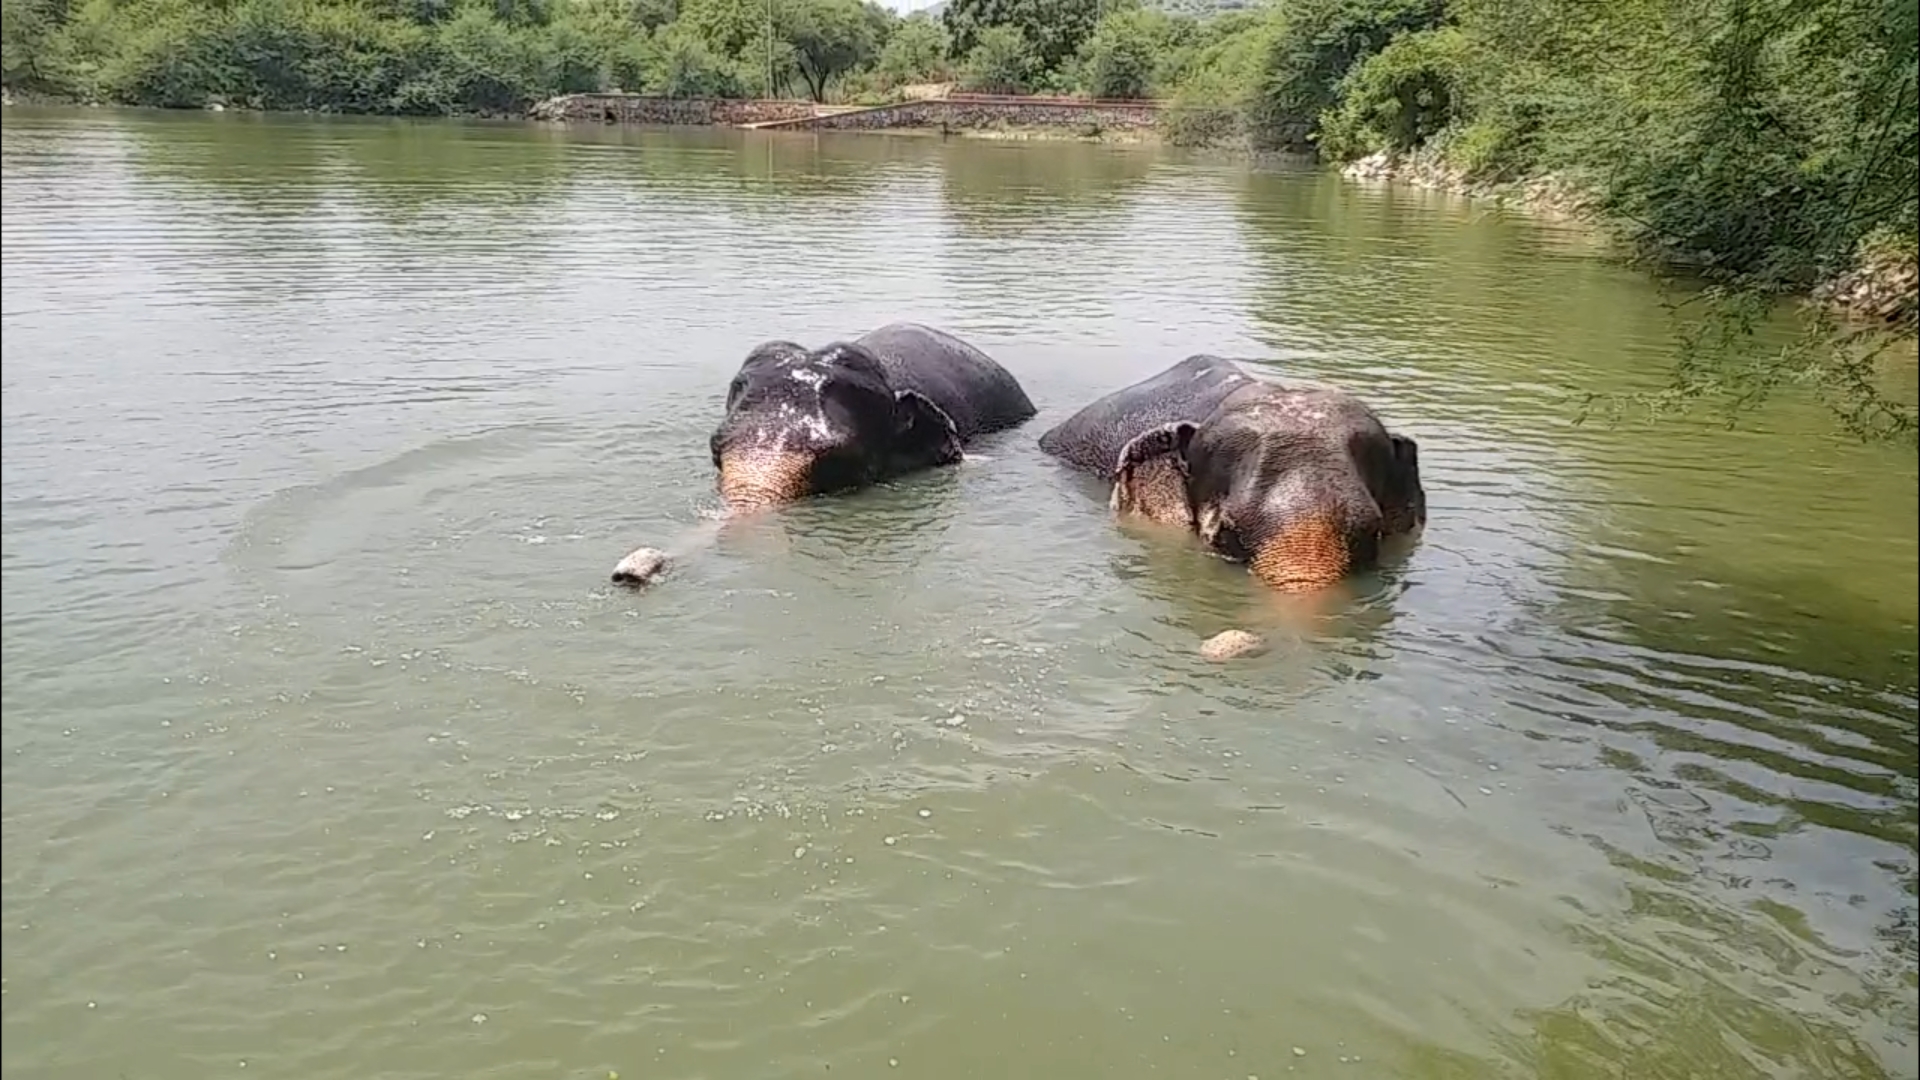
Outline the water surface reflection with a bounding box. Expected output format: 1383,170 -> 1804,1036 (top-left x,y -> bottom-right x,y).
2,107 -> 1914,1080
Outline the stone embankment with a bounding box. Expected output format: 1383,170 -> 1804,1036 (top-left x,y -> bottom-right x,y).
528,91 -> 1164,138
759,93 -> 1164,135
1340,148 -> 1592,220
527,94 -> 823,127
1812,242 -> 1920,328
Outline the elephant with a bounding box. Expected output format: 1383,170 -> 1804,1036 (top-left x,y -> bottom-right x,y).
612,322 -> 1035,586
1038,355 -> 1426,592
710,321 -> 1038,508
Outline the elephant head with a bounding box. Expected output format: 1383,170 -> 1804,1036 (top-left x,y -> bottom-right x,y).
1109,384 -> 1426,591
709,340 -> 964,508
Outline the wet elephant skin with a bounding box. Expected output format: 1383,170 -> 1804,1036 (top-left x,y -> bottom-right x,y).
709,322 -> 1037,508
1039,356 -> 1425,591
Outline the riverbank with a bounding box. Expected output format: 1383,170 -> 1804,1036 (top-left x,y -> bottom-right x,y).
4,85 -> 1174,145
1,83 -> 533,122
1341,148 -> 1919,330
525,91 -> 1171,145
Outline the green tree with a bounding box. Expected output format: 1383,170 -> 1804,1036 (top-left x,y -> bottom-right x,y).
2,0 -> 68,88
1139,0 -> 1914,442
559,0 -> 675,33
674,0 -> 761,56
604,26 -> 659,89
1078,6 -> 1172,99
1315,25 -> 1471,159
957,21 -> 1033,93
650,18 -> 742,95
1253,0 -> 1446,133
487,0 -> 555,29
431,4 -> 547,111
942,0 -> 1117,77
1447,0 -> 1917,442
874,11 -> 949,86
776,0 -> 882,101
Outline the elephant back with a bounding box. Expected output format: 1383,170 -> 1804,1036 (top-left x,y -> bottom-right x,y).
854,322 -> 1038,441
1038,355 -> 1255,477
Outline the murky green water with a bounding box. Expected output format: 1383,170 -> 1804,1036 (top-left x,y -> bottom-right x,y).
3,107 -> 1915,1080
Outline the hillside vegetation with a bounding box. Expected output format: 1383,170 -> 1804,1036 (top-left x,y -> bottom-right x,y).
3,0 -> 1914,442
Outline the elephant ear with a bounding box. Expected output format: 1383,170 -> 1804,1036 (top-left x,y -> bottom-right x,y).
1389,433 -> 1419,472
891,389 -> 964,471
1109,422 -> 1198,528
1383,432 -> 1427,533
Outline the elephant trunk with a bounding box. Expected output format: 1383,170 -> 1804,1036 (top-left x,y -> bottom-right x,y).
717,449 -> 814,509
1248,512 -> 1368,592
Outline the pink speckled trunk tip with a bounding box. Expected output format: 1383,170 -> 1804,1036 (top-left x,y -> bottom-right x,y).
1199,629 -> 1267,662
611,547 -> 669,587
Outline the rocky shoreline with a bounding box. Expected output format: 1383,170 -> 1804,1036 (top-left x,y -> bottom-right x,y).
526,90 -> 1167,143
1341,149 -> 1918,329
1340,148 -> 1593,223
1811,239 -> 1920,329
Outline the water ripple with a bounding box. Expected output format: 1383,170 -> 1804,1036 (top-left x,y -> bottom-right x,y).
3,108 -> 1915,1080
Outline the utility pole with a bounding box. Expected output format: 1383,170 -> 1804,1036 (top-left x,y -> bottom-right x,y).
766,0 -> 775,99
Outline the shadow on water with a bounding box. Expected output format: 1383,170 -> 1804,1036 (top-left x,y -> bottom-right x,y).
5,108 -> 1917,1080
1221,155 -> 1920,1079
1230,164 -> 1687,393
936,136 -> 1159,240
112,109 -> 332,219
530,123 -> 904,207
104,111 -> 585,310
121,110 -> 578,218
1230,161 -> 1918,675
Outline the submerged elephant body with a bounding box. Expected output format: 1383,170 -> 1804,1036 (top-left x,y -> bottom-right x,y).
711,322 -> 1037,507
1036,354 -> 1256,480
1039,356 -> 1426,591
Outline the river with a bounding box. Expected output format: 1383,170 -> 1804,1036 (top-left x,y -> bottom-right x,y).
2,107 -> 1915,1080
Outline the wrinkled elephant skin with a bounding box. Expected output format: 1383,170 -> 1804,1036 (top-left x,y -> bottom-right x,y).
1039,356 -> 1426,592
710,322 -> 1038,508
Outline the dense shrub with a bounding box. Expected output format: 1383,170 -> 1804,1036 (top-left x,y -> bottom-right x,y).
1077,7 -> 1173,99
872,11 -> 948,87
956,23 -> 1032,94
1315,26 -> 1471,160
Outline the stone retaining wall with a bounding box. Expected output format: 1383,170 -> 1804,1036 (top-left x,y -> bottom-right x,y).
528,93 -> 819,127
524,91 -> 1316,148
780,96 -> 1163,133
528,91 -> 1162,134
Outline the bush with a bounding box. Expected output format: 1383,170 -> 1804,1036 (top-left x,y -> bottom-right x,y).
604,30 -> 656,91
1077,7 -> 1171,100
8,0 -> 915,110
874,11 -> 948,87
1159,65 -> 1246,146
942,0 -> 1106,77
299,5 -> 437,113
3,0 -> 71,89
650,21 -> 741,98
1252,0 -> 1446,137
428,5 -> 546,112
99,0 -> 241,108
957,23 -> 1033,94
1315,25 -> 1471,161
